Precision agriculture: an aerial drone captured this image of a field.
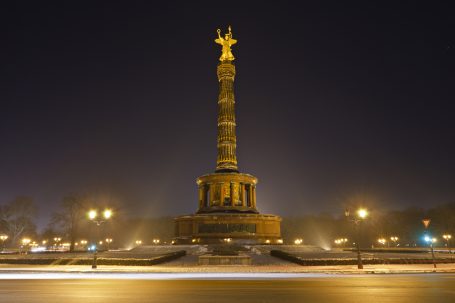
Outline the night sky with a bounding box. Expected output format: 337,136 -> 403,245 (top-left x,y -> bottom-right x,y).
2,2 -> 454,229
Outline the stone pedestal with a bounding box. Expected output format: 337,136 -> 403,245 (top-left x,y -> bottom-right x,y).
198,254 -> 251,265
174,213 -> 281,245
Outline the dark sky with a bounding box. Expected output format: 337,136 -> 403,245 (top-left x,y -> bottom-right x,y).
2,1 -> 454,229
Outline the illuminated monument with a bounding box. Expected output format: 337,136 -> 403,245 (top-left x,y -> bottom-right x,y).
174,27 -> 281,244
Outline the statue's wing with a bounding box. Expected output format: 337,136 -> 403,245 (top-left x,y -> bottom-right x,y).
215,38 -> 222,44
230,38 -> 237,45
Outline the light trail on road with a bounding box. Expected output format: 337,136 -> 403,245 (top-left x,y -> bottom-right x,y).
0,272 -> 340,280
1,274 -> 455,303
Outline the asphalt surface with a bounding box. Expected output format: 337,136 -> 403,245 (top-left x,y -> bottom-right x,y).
0,273 -> 454,302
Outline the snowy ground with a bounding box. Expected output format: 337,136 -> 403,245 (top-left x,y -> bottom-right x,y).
0,263 -> 454,275
1,245 -> 454,274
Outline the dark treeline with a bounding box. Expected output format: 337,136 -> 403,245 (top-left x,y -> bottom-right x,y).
282,204 -> 455,248
1,195 -> 455,249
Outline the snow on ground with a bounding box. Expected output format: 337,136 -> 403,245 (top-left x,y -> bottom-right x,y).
1,244 -> 454,273
1,263 -> 455,275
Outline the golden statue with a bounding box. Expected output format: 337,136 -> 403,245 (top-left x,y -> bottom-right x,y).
215,26 -> 237,61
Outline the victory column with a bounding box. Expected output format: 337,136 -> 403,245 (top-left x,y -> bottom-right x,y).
174,27 -> 281,244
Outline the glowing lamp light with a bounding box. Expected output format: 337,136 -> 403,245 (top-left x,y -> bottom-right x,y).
334,238 -> 348,246
357,208 -> 368,219
88,210 -> 97,220
424,235 -> 437,243
377,238 -> 386,245
294,238 -> 303,245
103,209 -> 112,219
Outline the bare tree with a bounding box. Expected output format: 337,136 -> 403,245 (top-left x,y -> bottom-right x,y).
0,196 -> 37,245
51,194 -> 87,252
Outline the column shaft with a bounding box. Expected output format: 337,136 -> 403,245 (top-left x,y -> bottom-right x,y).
216,62 -> 238,172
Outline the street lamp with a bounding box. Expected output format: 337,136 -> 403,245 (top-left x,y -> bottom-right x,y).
334,238 -> 348,247
442,234 -> 452,254
53,237 -> 61,250
357,209 -> 368,219
390,236 -> 399,247
421,218 -> 437,268
105,238 -> 113,250
21,238 -> 31,254
377,238 -> 387,246
424,235 -> 437,269
88,210 -> 97,220
88,208 -> 113,269
345,208 -> 369,269
0,234 -> 8,251
103,209 -> 112,220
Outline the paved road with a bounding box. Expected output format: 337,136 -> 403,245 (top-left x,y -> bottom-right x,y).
0,273 -> 455,302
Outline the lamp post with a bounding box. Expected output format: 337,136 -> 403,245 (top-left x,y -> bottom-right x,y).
105,238 -> 113,250
53,237 -> 61,250
334,238 -> 348,248
345,208 -> 368,269
424,235 -> 437,268
0,235 -> 8,251
422,218 -> 437,268
21,238 -> 31,254
377,238 -> 387,247
442,234 -> 452,254
80,239 -> 88,249
390,236 -> 399,247
88,208 -> 113,269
